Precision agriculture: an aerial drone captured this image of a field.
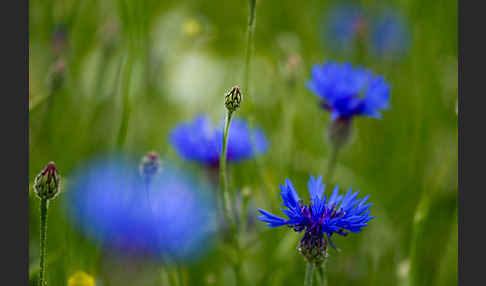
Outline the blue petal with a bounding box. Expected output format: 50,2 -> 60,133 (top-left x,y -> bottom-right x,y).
257,209 -> 288,227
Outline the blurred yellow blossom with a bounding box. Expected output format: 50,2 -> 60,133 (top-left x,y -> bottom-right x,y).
68,271 -> 95,286
182,18 -> 201,37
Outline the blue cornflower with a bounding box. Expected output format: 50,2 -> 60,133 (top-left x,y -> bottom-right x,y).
258,175 -> 373,264
370,10 -> 410,58
323,4 -> 410,60
65,155 -> 217,262
307,61 -> 391,120
169,114 -> 268,166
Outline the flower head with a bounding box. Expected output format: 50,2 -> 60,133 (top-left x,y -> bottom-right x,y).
307,61 -> 391,120
322,4 -> 410,60
34,162 -> 61,200
370,10 -> 410,58
258,175 -> 373,264
169,114 -> 268,166
65,156 -> 217,262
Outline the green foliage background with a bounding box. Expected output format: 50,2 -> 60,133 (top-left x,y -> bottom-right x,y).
29,0 -> 457,285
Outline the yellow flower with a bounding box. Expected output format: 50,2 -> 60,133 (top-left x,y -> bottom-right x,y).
68,271 -> 95,286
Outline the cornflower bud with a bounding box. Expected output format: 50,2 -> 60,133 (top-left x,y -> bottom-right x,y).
225,85 -> 242,113
139,151 -> 162,185
33,162 -> 61,200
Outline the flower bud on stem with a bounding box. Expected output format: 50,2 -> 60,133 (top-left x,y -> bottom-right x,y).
221,86 -> 246,286
34,162 -> 61,286
39,198 -> 48,286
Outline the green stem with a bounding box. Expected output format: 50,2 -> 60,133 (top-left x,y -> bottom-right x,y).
240,194 -> 249,238
326,146 -> 340,184
243,0 -> 257,112
304,262 -> 315,286
116,54 -> 134,148
318,259 -> 328,286
219,111 -> 245,286
176,265 -> 184,286
219,111 -> 235,233
235,254 -> 244,286
39,199 -> 49,286
408,191 -> 430,286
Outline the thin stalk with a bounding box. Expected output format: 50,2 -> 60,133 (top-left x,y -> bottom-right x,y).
219,111 -> 244,286
408,191 -> 430,286
318,259 -> 328,286
116,53 -> 134,148
234,254 -> 244,286
304,262 -> 315,286
39,199 -> 49,286
280,85 -> 297,171
176,265 -> 184,286
219,111 -> 236,234
240,194 -> 250,237
242,0 -> 257,112
326,146 -> 340,184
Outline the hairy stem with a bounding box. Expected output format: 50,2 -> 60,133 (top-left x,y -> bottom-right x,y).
39,199 -> 49,286
116,53 -> 133,148
219,111 -> 244,285
326,146 -> 340,184
219,111 -> 235,233
243,0 -> 257,112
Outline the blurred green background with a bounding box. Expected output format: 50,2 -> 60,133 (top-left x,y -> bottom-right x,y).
29,0 -> 457,285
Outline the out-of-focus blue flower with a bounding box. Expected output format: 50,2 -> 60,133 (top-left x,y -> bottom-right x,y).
307,61 -> 391,120
258,175 -> 373,251
323,3 -> 367,52
370,10 -> 410,58
322,4 -> 411,60
64,156 -> 217,262
169,115 -> 268,166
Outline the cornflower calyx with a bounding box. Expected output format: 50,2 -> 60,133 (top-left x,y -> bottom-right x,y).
298,231 -> 328,266
328,117 -> 352,148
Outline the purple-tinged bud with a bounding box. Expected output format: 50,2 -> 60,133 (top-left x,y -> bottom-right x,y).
139,151 -> 162,184
34,162 -> 61,200
225,85 -> 242,113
